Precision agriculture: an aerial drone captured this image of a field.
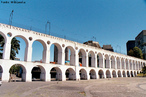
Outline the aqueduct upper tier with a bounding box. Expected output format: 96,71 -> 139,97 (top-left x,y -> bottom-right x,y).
0,23 -> 145,82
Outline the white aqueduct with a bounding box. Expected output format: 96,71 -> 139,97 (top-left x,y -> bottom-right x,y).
0,23 -> 145,82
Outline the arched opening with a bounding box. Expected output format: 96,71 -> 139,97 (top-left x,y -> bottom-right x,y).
50,67 -> 62,81
117,57 -> 120,69
89,69 -> 96,79
0,34 -> 5,59
122,71 -> 126,77
105,55 -> 110,68
118,70 -> 121,77
127,71 -> 130,77
65,68 -> 76,80
131,71 -> 134,77
10,36 -> 27,61
65,46 -> 75,66
50,43 -> 62,64
9,64 -> 26,82
98,70 -> 104,79
78,49 -> 86,67
137,71 -> 139,74
31,66 -> 46,81
88,51 -> 95,67
121,58 -> 124,69
126,59 -> 128,69
111,56 -> 115,69
129,60 -> 132,70
133,61 -> 135,70
32,40 -> 46,63
97,53 -> 103,68
112,70 -> 116,78
79,69 -> 87,80
106,70 -> 111,78
0,65 -> 3,80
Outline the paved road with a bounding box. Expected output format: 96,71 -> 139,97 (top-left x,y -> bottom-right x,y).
0,77 -> 146,97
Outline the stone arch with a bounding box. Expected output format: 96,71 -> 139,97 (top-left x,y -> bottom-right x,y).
88,51 -> 95,67
50,43 -> 62,64
105,54 -> 110,68
65,68 -> 76,80
98,69 -> 104,79
79,68 -> 87,80
117,70 -> 122,77
111,56 -> 115,69
0,65 -> 3,80
125,59 -> 128,69
32,39 -> 47,63
0,31 -> 7,42
106,70 -> 111,78
89,69 -> 96,79
122,71 -> 126,77
127,71 -> 130,77
12,35 -> 29,47
50,67 -> 62,81
65,46 -> 75,66
121,58 -> 124,69
31,65 -> 46,81
97,53 -> 103,68
11,35 -> 28,61
9,64 -> 27,82
116,57 -> 120,69
112,70 -> 116,78
129,60 -> 132,70
78,48 -> 86,67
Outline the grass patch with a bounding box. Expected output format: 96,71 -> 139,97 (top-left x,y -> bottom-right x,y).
137,73 -> 146,77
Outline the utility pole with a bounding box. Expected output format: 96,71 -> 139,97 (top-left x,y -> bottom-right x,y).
45,21 -> 51,35
9,10 -> 14,26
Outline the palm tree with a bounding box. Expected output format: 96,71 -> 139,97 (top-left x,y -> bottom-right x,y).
0,35 -> 20,60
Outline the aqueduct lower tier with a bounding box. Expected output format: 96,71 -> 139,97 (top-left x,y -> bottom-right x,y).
0,23 -> 145,82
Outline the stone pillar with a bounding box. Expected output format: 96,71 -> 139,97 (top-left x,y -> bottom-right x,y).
119,58 -> 122,69
62,70 -> 66,81
75,67 -> 80,80
115,60 -> 117,69
61,49 -> 65,65
42,48 -> 50,63
1,70 -> 9,82
24,45 -> 32,62
75,50 -> 79,66
102,55 -> 105,68
85,52 -> 88,67
124,59 -> 126,70
25,72 -> 32,82
87,70 -> 90,80
109,57 -> 111,69
3,40 -> 11,60
95,54 -> 97,68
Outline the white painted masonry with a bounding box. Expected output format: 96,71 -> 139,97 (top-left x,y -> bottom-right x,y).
0,23 -> 145,82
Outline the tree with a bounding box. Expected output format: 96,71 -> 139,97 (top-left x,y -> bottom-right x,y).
128,47 -> 143,59
127,49 -> 134,56
0,35 -> 20,60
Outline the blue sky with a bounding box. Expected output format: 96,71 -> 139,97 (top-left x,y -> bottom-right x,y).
1,0 -> 146,61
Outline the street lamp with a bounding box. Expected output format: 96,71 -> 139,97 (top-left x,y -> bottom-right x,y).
9,10 -> 14,26
45,21 -> 51,35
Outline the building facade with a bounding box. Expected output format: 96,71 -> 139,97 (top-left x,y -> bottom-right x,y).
0,23 -> 145,82
135,30 -> 146,59
126,40 -> 135,54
